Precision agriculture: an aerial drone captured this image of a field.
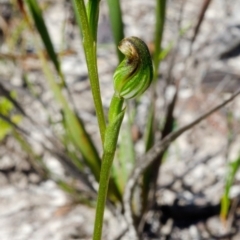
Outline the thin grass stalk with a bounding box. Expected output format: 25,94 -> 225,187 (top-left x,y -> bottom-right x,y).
153,0 -> 167,79
72,0 -> 106,144
86,0 -> 101,42
141,0 -> 167,220
113,115 -> 135,194
24,0 -> 78,116
106,0 -> 124,62
25,0 -> 61,75
25,0 -> 71,100
144,0 -> 167,152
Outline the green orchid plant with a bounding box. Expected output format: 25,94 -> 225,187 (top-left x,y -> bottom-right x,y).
93,36 -> 153,240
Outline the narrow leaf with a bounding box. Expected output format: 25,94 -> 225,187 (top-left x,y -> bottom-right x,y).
106,0 -> 124,62
113,117 -> 135,193
86,0 -> 101,41
25,0 -> 61,75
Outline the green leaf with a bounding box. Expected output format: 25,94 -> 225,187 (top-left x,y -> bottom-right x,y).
144,105 -> 155,152
113,117 -> 135,193
86,0 -> 101,42
106,0 -> 124,62
153,0 -> 167,75
25,0 -> 61,75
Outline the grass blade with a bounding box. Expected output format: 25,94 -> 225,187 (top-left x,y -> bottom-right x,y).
86,0 -> 101,42
141,89 -> 177,222
25,0 -> 61,76
144,0 -> 167,155
221,156 -> 240,221
112,117 -> 135,194
153,0 -> 167,76
141,0 -> 167,220
106,0 -> 124,62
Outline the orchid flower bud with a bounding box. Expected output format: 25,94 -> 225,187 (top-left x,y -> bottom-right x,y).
113,36 -> 153,99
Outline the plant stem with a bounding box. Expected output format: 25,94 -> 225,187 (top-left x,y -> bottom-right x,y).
93,151 -> 115,240
93,96 -> 125,240
141,0 -> 167,224
84,43 -> 106,144
93,36 -> 153,238
108,93 -> 124,123
72,0 -> 106,144
153,0 -> 166,78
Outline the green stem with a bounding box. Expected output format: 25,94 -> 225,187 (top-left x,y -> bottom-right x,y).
143,0 -> 166,156
84,44 -> 106,144
93,95 -> 125,240
153,0 -> 166,79
141,0 -> 167,222
93,151 -> 115,240
72,0 -> 106,144
92,36 -> 153,239
108,93 -> 124,123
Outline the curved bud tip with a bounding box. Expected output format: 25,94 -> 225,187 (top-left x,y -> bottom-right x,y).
113,36 -> 153,99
